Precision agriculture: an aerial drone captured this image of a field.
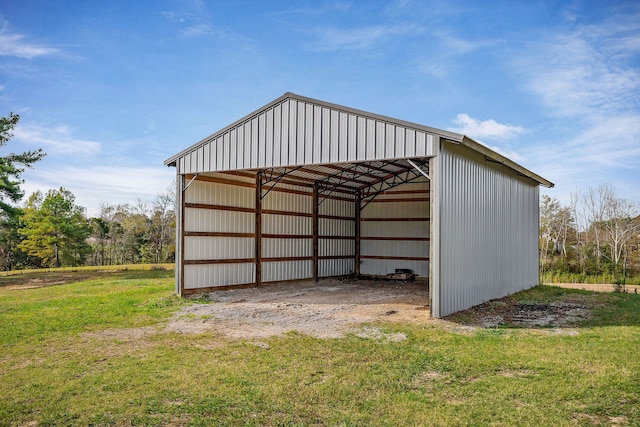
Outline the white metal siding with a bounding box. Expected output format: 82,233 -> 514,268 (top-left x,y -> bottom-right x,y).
177,98 -> 437,174
182,175 -> 255,291
262,183 -> 313,282
435,141 -> 540,317
180,175 -> 359,288
184,178 -> 254,207
319,258 -> 355,276
360,180 -> 430,277
318,196 -> 356,277
184,236 -> 253,260
263,260 -> 313,283
185,264 -> 255,289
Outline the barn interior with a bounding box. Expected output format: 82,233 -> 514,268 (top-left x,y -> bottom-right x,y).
178,157 -> 432,297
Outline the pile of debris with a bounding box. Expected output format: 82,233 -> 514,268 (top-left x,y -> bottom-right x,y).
386,269 -> 416,281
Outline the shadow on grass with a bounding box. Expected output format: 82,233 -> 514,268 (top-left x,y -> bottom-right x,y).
0,268 -> 174,290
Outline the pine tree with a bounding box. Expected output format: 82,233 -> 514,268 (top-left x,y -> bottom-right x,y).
0,113 -> 45,270
0,113 -> 45,216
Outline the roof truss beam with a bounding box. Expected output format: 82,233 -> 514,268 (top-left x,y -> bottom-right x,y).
254,157 -> 431,205
359,159 -> 430,210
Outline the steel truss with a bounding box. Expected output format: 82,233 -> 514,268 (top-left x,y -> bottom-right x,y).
256,158 -> 431,208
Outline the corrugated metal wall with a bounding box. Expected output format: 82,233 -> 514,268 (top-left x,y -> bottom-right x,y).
360,180 -> 430,277
182,174 -> 256,291
318,197 -> 356,277
261,183 -> 313,282
433,141 -> 540,317
176,97 -> 436,175
180,173 -> 356,291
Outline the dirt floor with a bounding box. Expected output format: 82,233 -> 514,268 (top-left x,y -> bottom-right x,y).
169,278 -> 431,340
166,279 -> 613,340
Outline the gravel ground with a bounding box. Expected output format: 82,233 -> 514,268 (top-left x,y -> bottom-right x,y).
167,278 -> 431,339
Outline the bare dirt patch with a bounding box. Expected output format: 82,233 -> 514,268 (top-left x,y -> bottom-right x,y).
1,271 -> 109,290
446,294 -> 594,330
167,278 -> 431,339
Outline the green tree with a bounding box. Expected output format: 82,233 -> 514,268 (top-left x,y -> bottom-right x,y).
19,188 -> 90,268
0,113 -> 45,216
115,203 -> 150,265
146,190 -> 175,263
0,113 -> 45,270
88,217 -> 110,266
0,209 -> 39,270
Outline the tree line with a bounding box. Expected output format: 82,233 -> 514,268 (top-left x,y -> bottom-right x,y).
0,113 -> 175,270
0,187 -> 175,270
540,185 -> 640,284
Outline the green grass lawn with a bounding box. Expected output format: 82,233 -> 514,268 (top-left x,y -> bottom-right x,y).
1,271 -> 639,426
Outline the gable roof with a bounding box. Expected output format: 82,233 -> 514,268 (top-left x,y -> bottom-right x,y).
165,92 -> 553,188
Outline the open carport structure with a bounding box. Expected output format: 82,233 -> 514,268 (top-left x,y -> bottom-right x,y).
165,93 -> 553,317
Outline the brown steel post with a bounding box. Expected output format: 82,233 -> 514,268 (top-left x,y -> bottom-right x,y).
355,189 -> 361,276
312,184 -> 319,282
179,175 -> 186,296
255,172 -> 262,287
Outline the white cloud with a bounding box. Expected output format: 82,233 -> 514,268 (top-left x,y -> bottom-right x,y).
415,32 -> 499,78
182,24 -> 214,37
0,21 -> 59,58
437,31 -> 497,55
517,10 -> 640,119
21,165 -> 176,217
523,35 -> 639,118
449,113 -> 525,141
484,144 -> 527,164
447,113 -> 528,164
161,8 -> 248,41
13,124 -> 101,155
161,11 -> 194,24
312,24 -> 416,50
270,3 -> 351,17
512,6 -> 640,206
179,24 -> 243,40
565,114 -> 640,169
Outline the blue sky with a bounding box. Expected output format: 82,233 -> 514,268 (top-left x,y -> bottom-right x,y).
1,0 -> 639,216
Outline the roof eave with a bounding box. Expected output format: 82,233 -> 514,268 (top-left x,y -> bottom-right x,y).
460,136 -> 554,188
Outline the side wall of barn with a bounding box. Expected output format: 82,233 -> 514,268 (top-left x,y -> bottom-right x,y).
431,141 -> 540,317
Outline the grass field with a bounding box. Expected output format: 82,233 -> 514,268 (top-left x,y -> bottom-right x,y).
1,270 -> 639,426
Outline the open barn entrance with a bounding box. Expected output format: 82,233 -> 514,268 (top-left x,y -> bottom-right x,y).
178,157 -> 431,303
